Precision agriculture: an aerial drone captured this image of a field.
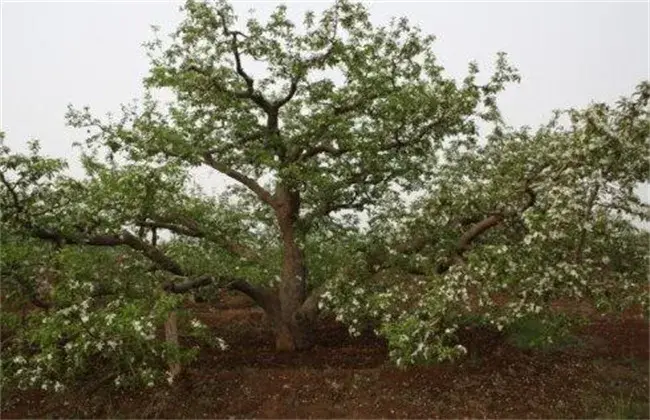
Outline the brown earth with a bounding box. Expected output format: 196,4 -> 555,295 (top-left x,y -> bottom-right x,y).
2,293 -> 648,419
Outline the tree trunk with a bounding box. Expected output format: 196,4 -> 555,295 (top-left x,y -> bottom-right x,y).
164,311 -> 181,379
253,287 -> 316,351
271,185 -> 316,351
271,310 -> 315,351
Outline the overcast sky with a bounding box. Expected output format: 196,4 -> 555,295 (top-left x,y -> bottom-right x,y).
1,1 -> 648,196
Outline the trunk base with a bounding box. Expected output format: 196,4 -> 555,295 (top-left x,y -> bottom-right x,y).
273,317 -> 315,351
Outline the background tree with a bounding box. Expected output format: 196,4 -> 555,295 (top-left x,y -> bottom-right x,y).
321,82 -> 649,364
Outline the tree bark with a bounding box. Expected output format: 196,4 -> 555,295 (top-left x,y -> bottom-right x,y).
259,279 -> 316,351
164,311 -> 181,379
271,185 -> 315,351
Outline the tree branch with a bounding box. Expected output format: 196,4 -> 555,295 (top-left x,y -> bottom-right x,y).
139,216 -> 261,263
217,11 -> 272,113
301,199 -> 366,231
22,219 -> 273,308
186,64 -> 254,101
274,6 -> 338,109
226,279 -> 280,316
163,274 -> 214,293
119,230 -> 185,276
299,143 -> 347,161
437,187 -> 538,274
274,78 -> 299,108
203,152 -> 276,207
294,94 -> 382,162
165,274 -> 276,315
139,220 -> 196,237
27,225 -> 186,277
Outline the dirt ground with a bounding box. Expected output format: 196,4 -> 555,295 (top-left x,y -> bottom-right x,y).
2,293 -> 648,419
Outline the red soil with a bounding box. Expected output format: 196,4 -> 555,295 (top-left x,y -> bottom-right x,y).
2,294 -> 648,419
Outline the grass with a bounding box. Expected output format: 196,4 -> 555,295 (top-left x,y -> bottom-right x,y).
505,314 -> 586,351
584,393 -> 650,419
583,355 -> 650,419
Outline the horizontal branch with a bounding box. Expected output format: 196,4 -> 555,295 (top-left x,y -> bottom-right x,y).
22,221 -> 272,307
30,226 -> 123,246
164,273 -> 275,314
139,218 -> 261,263
139,220 -> 196,237
163,274 -> 214,293
456,214 -> 503,255
226,279 -> 274,308
301,199 -> 366,231
27,225 -> 186,277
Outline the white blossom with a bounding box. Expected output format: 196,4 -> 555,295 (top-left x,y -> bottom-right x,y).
454,344 -> 468,355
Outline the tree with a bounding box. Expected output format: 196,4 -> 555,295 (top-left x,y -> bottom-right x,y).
7,0 -> 517,351
1,0 -> 648,385
321,81 -> 650,364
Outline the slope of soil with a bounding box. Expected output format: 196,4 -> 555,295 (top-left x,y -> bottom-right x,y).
2,295 -> 648,419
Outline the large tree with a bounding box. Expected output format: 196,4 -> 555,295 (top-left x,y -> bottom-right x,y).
1,0 -> 647,382
321,81 -> 649,363
16,0 -> 517,351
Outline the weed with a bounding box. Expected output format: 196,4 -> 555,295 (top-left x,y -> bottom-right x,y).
506,313 -> 586,350
589,393 -> 650,419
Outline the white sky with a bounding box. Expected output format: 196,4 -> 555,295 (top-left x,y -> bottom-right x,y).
1,0 -> 649,198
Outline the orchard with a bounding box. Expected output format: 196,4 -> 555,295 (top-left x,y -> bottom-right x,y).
1,0 -> 648,410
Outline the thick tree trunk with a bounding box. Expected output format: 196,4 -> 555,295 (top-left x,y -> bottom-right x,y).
270,185 -> 316,351
259,245 -> 315,351
271,310 -> 315,351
